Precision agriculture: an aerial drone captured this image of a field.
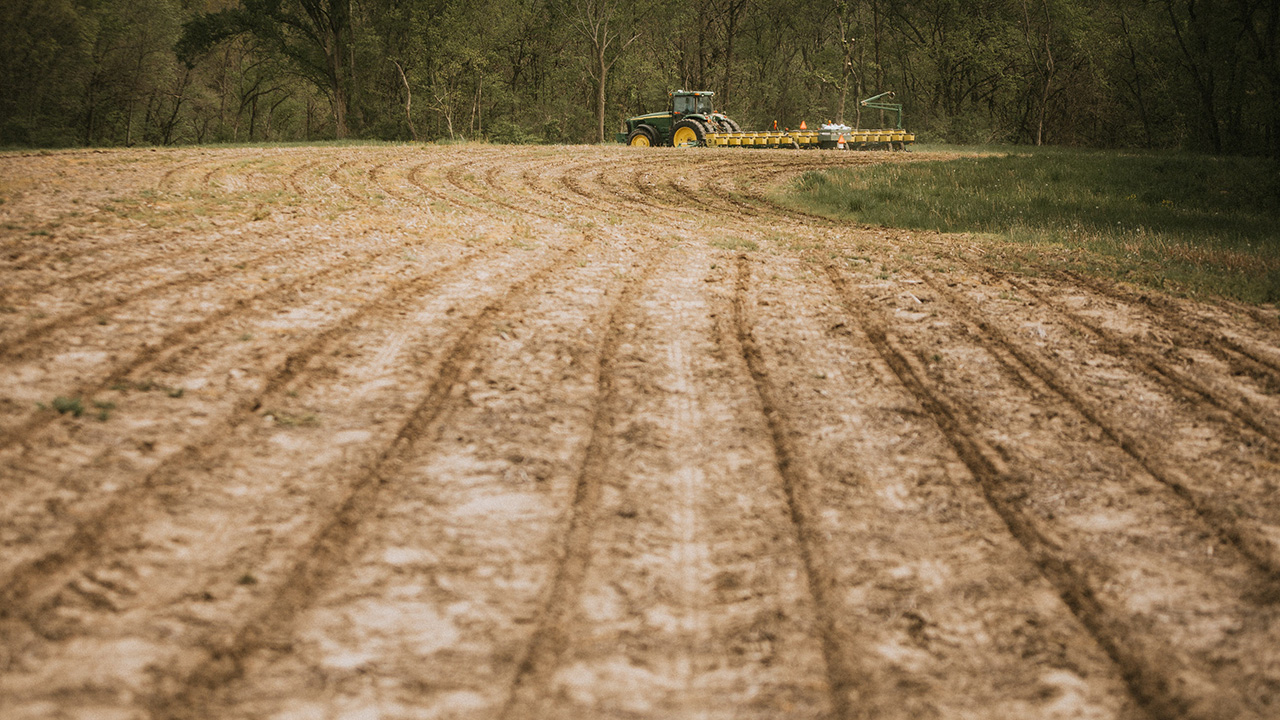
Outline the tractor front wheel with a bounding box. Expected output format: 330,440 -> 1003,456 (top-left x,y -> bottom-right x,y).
627,127 -> 655,147
671,120 -> 705,147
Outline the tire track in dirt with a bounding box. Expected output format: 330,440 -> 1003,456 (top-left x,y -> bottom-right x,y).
0,247 -> 283,360
502,242 -> 837,719
477,162 -> 567,222
821,261 -> 1183,719
560,156 -> 717,229
144,235 -> 599,719
916,271 -> 1280,577
491,151 -> 643,225
0,195 -> 248,286
444,157 -> 529,220
1,196 -> 311,316
406,157 -> 513,222
590,163 -> 676,214
0,221 -> 472,451
0,235 -> 579,714
693,154 -> 829,219
0,243 -> 502,623
491,151 -> 683,230
518,163 -> 605,216
463,150 -> 585,222
197,236 -> 651,719
737,247 -> 1143,718
823,261 -> 1279,720
1034,268 -> 1280,393
2,235 -> 217,303
284,158 -> 326,197
497,245 -> 664,718
994,273 -> 1280,445
327,159 -> 362,201
6,145 -> 1278,719
730,254 -> 859,718
0,206 -> 380,362
157,155 -> 222,192
367,156 -> 435,215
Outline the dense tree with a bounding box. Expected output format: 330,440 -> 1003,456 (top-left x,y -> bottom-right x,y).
178,0 -> 356,137
0,0 -> 1275,156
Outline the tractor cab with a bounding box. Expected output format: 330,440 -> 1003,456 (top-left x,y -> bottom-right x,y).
672,91 -> 715,117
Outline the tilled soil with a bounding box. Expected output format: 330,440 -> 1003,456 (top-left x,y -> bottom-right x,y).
1,144 -> 1279,720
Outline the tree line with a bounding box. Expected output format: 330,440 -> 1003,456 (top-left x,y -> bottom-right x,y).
2,0 -> 1277,156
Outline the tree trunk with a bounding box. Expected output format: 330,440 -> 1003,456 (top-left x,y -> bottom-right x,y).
596,43 -> 607,143
393,60 -> 419,141
1120,12 -> 1154,147
330,48 -> 348,139
1165,0 -> 1222,152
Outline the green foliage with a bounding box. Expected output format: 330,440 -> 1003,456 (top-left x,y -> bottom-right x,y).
711,237 -> 759,252
779,147 -> 1280,301
0,0 -> 1277,152
51,396 -> 85,417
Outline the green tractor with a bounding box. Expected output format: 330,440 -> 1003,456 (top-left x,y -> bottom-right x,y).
616,90 -> 740,147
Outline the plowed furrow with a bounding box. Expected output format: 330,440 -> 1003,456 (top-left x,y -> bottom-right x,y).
1,237 -> 216,301
0,246 -> 498,617
0,229 -> 444,451
146,239 -> 593,718
466,152 -> 580,221
555,162 -> 619,205
1048,269 -> 1280,391
158,156 -> 222,192
368,158 -> 432,212
999,274 -> 1280,445
918,273 -> 1280,576
519,166 -> 599,216
198,241 -> 644,719
327,159 -> 365,201
823,262 -> 1185,719
0,234 -> 326,361
0,228 -> 171,275
731,254 -> 861,719
477,163 -> 564,222
7,145 -> 1279,720
407,159 -> 509,220
825,263 -> 1279,720
0,240 -> 572,716
553,160 -> 680,224
444,159 -> 525,219
741,247 -> 1140,719
504,244 -> 836,719
590,165 -> 674,214
285,158 -> 327,196
498,246 -> 663,717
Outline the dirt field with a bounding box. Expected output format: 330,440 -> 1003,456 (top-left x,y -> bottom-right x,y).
1,144 -> 1279,720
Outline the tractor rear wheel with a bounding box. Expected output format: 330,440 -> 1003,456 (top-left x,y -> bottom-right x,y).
627,127 -> 655,147
720,118 -> 741,133
671,120 -> 705,147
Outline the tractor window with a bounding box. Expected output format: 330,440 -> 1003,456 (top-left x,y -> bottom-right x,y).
673,94 -> 715,115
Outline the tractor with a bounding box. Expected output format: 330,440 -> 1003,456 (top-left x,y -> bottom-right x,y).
616,90 -> 740,147
615,89 -> 915,150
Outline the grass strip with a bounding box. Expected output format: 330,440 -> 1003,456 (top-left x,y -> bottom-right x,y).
774,146 -> 1280,303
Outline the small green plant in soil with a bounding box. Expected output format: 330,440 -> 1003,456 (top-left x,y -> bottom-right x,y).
777,147 -> 1280,303
93,400 -> 115,421
50,396 -> 84,417
711,237 -> 759,252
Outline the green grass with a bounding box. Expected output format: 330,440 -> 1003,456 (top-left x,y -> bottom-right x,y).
711,237 -> 759,252
776,146 -> 1280,302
